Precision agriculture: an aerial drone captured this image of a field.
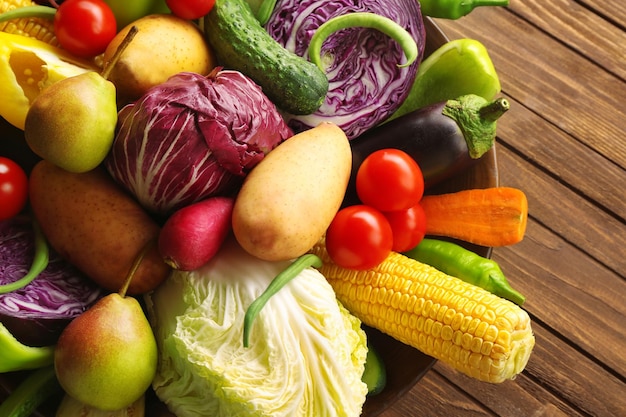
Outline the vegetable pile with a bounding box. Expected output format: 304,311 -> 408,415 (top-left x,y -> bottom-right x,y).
265,0 -> 426,139
0,0 -> 532,416
0,216 -> 103,349
105,69 -> 293,216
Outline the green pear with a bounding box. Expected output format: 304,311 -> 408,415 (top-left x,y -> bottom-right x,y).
24,71 -> 117,173
54,291 -> 158,411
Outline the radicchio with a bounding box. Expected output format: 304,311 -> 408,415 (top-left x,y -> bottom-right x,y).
0,217 -> 104,347
105,70 -> 293,216
265,0 -> 425,139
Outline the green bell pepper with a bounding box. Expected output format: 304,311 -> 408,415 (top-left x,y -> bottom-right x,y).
387,38 -> 501,122
0,323 -> 54,373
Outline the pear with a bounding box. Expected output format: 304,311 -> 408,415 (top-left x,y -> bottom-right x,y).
54,269 -> 158,411
24,27 -> 138,173
24,71 -> 117,173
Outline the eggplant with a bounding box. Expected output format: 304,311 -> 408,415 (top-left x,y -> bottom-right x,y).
343,94 -> 509,207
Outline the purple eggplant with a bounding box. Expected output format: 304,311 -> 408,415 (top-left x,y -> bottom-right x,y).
343,94 -> 509,206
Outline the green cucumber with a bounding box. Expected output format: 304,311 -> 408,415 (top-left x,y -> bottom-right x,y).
204,0 -> 329,115
0,365 -> 62,417
362,343 -> 386,396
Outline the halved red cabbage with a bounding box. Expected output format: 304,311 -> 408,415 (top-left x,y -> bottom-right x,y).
105,70 -> 293,216
0,217 -> 104,347
265,0 -> 425,139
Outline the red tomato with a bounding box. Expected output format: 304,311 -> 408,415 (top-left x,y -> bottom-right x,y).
0,157 -> 28,220
384,203 -> 427,252
325,205 -> 393,270
356,149 -> 424,212
166,0 -> 215,20
54,0 -> 117,58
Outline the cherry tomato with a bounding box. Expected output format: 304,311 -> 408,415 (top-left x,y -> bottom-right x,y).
384,203 -> 427,252
166,0 -> 216,20
54,0 -> 117,58
356,149 -> 424,212
0,157 -> 28,220
325,205 -> 393,270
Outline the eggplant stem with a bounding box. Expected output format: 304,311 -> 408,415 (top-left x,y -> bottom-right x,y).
479,97 -> 510,122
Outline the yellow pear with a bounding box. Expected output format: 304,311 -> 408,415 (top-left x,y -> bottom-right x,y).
24,71 -> 117,173
54,292 -> 158,411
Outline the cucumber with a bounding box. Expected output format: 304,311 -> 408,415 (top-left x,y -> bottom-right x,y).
362,343 -> 386,396
203,0 -> 329,115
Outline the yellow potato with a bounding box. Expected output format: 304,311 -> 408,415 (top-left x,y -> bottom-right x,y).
232,122 -> 352,261
103,14 -> 216,103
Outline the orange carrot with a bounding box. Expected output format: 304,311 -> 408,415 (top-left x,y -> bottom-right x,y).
420,187 -> 528,247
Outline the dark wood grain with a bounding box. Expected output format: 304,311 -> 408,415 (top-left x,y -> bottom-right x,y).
381,1 -> 625,416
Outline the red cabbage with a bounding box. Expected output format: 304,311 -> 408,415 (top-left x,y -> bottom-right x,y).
0,217 -> 104,347
105,70 -> 293,216
265,0 -> 425,139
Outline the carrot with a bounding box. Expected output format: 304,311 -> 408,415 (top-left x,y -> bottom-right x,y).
420,187 -> 528,247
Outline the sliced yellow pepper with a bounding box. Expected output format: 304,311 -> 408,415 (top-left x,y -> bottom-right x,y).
0,31 -> 99,130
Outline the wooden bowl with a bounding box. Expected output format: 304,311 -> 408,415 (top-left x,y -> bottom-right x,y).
0,17 -> 498,417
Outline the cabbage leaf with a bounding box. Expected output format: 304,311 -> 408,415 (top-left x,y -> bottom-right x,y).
145,238 -> 368,417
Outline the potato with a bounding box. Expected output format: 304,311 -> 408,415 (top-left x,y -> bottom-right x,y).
28,161 -> 170,295
103,14 -> 216,103
232,122 -> 351,261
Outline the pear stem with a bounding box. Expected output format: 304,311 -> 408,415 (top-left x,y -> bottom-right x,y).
101,26 -> 139,81
118,238 -> 155,298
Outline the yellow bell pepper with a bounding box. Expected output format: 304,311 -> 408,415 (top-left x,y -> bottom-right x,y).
0,31 -> 98,130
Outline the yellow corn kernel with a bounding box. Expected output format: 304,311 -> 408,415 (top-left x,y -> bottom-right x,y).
310,242 -> 535,383
0,0 -> 58,46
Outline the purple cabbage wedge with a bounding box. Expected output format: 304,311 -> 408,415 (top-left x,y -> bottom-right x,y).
106,70 -> 293,216
0,217 -> 104,347
265,0 -> 426,140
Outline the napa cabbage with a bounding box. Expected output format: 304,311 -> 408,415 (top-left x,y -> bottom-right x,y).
145,238 -> 368,417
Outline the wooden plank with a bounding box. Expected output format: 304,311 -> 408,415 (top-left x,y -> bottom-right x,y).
435,322 -> 625,417
495,144 -> 626,275
435,9 -> 626,169
507,0 -> 626,79
493,151 -> 626,372
495,93 -> 626,220
380,370 -> 496,416
579,0 -> 626,29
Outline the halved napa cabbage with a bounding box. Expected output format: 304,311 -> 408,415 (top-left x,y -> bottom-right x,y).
145,238 -> 368,417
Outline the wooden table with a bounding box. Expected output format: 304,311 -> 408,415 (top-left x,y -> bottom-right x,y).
381,1 -> 626,416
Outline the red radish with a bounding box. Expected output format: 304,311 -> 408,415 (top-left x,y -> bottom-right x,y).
158,197 -> 234,270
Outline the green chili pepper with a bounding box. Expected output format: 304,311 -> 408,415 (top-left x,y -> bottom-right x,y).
404,238 -> 526,305
387,38 -> 501,122
0,5 -> 56,23
243,254 -> 323,348
0,219 -> 49,294
0,323 -> 55,373
0,365 -> 62,417
308,12 -> 419,70
254,0 -> 277,25
419,0 -> 509,20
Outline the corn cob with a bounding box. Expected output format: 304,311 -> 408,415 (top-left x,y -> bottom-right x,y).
0,0 -> 58,46
310,241 -> 535,383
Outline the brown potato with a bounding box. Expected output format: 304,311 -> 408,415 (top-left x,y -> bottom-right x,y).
28,161 -> 170,294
